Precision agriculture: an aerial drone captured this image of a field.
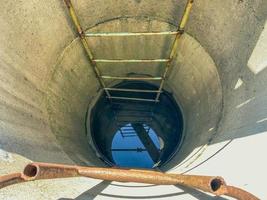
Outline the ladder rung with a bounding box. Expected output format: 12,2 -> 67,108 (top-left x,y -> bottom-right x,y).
122,135 -> 138,137
121,133 -> 137,135
102,76 -> 162,80
121,131 -> 136,134
121,129 -> 136,131
85,31 -> 178,37
108,96 -> 159,102
113,108 -> 153,114
111,103 -> 154,110
118,117 -> 152,122
121,129 -> 149,133
121,135 -> 137,137
111,148 -> 147,152
105,88 -> 161,93
118,113 -> 153,118
93,59 -> 169,63
117,122 -> 152,126
121,127 -> 149,131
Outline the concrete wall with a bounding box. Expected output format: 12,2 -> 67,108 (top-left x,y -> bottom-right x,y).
0,0 -> 266,199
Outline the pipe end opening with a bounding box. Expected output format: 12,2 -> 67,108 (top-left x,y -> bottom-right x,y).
210,178 -> 224,192
23,164 -> 39,180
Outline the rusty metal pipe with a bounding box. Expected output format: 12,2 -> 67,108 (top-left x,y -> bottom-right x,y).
0,173 -> 24,189
168,174 -> 228,196
225,186 -> 260,200
22,162 -> 79,181
2,163 -> 226,194
0,162 -> 259,199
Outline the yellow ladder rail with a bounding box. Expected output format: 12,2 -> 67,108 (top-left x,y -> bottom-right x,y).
63,0 -> 194,102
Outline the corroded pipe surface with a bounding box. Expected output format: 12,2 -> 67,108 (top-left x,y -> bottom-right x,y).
24,162 -> 227,196
168,174 -> 228,196
226,186 -> 260,200
0,162 -> 259,200
0,173 -> 24,189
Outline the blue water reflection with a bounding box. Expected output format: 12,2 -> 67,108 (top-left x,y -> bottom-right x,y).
111,123 -> 160,168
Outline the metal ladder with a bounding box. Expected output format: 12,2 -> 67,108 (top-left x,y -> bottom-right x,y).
64,0 -> 194,103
